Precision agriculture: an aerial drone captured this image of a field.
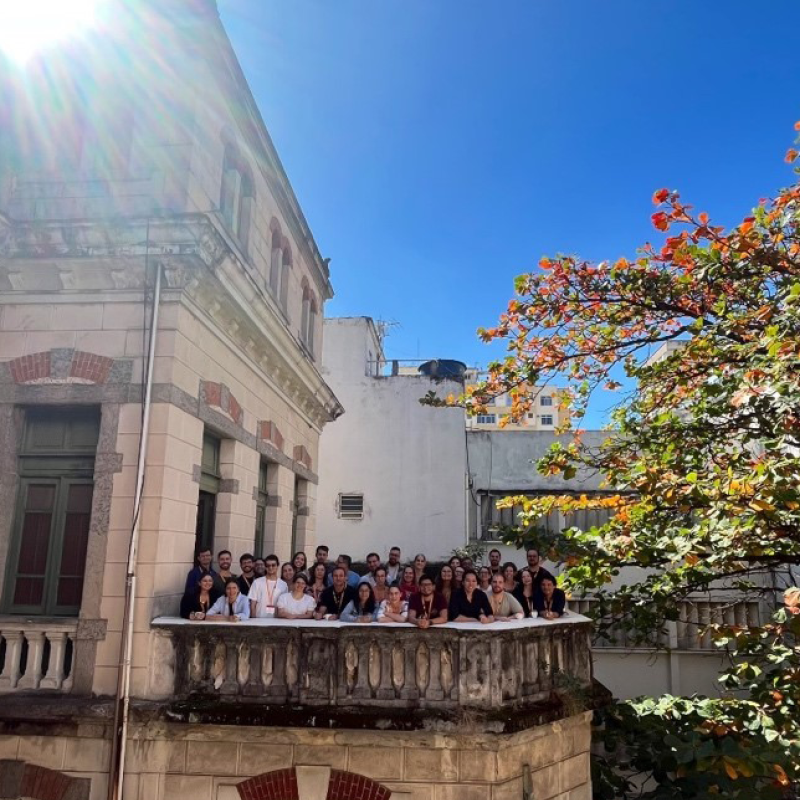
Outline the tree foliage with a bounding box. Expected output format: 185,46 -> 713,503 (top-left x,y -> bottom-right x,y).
444,126 -> 800,796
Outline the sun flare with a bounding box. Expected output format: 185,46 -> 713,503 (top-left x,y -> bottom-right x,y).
0,0 -> 100,63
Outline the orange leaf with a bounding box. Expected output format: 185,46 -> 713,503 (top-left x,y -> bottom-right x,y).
723,759 -> 738,780
786,148 -> 799,163
698,212 -> 709,225
651,212 -> 670,231
652,188 -> 670,204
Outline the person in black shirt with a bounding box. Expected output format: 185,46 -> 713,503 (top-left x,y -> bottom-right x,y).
236,553 -> 256,596
524,548 -> 555,590
535,576 -> 567,619
314,567 -> 358,620
513,567 -> 537,617
448,570 -> 494,623
180,573 -> 220,620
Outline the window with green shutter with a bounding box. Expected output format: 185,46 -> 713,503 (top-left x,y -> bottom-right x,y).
4,408 -> 99,616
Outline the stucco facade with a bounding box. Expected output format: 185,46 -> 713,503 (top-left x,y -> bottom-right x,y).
317,318 -> 468,561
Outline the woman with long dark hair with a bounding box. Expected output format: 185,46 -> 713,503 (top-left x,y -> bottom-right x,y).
513,567 -> 537,617
308,562 -> 328,602
292,551 -> 308,575
435,564 -> 455,604
340,582 -> 378,623
180,573 -> 220,620
372,566 -> 390,604
502,562 -> 518,593
398,565 -> 418,601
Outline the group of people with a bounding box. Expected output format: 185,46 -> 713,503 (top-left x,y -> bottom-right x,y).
180,545 -> 567,626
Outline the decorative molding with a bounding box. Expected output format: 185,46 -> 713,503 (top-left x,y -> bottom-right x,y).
4,349 -> 131,386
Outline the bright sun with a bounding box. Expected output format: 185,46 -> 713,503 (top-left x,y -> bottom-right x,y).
0,0 -> 100,63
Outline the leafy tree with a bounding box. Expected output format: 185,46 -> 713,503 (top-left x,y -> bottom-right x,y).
440,125 -> 800,796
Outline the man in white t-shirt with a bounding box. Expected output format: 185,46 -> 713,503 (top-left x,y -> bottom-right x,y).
249,554 -> 288,618
276,573 -> 317,619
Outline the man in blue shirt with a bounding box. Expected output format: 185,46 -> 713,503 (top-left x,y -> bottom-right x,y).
185,546 -> 219,592
327,554 -> 360,588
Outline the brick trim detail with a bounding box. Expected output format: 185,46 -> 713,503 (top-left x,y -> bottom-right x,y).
235,769 -> 390,800
8,350 -> 116,384
293,444 -> 312,472
237,768 -> 299,800
258,420 -> 284,453
201,380 -> 243,425
326,770 -> 391,800
9,352 -> 51,383
70,351 -> 113,383
0,760 -> 90,800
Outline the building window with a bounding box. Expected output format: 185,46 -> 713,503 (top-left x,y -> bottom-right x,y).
280,249 -> 292,313
540,415 -> 554,426
540,395 -> 553,406
338,493 -> 364,520
527,413 -> 535,419
196,431 -> 220,553
476,414 -> 496,424
3,407 -> 99,616
254,461 -> 270,557
300,284 -> 317,357
220,142 -> 254,251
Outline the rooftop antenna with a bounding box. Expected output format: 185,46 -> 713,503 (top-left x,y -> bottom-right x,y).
375,318 -> 400,346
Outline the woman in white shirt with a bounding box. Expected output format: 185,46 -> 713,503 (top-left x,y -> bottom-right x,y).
377,586 -> 408,623
276,573 -> 317,619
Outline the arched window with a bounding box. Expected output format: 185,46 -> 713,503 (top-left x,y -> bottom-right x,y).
220,141 -> 254,251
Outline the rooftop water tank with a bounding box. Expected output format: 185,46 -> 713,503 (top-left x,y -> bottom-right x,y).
417,359 -> 467,380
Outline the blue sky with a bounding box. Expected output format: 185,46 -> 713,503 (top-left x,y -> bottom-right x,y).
219,0 -> 800,424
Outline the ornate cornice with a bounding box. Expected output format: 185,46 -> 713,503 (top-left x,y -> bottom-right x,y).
0,213 -> 344,430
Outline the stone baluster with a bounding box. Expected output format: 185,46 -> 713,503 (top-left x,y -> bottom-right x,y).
425,643 -> 444,700
18,631 -> 45,690
352,639 -> 372,699
0,632 -> 24,691
219,635 -> 240,694
40,631 -> 67,690
415,642 -> 430,697
62,632 -> 75,692
376,641 -> 395,700
399,640 -> 419,700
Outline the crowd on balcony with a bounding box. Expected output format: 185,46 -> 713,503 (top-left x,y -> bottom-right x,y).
180,545 -> 566,625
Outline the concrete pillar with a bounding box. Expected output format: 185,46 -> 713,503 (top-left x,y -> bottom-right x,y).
214,438 -> 259,562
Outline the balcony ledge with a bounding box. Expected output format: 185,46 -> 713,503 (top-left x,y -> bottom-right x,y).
149,614 -> 593,720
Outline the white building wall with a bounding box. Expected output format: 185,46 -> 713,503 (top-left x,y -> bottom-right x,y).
318,318 -> 468,562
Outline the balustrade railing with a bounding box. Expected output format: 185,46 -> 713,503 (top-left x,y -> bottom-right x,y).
569,596 -> 765,651
152,616 -> 592,711
0,618 -> 76,692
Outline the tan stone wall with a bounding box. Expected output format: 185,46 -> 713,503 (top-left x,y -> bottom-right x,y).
0,287 -> 326,697
0,712 -> 591,800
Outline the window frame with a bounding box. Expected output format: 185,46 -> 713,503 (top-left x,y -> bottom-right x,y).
540,414 -> 554,426
338,493 -> 364,520
3,408 -> 99,617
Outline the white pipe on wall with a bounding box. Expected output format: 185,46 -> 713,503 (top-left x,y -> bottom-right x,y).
108,260 -> 162,800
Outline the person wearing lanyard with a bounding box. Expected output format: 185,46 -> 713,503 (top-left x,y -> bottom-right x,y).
408,576 -> 448,628
236,553 -> 256,596
487,573 -> 525,621
207,579 -> 250,621
248,554 -> 288,619
535,576 -> 567,620
314,567 -> 358,620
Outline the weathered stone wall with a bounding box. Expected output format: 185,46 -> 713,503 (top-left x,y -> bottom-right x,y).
0,711 -> 592,800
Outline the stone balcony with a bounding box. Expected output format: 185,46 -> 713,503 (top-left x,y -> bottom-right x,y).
150,615 -> 592,719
